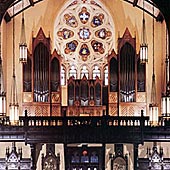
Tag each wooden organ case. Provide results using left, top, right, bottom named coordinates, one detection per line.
left=22, top=28, right=61, bottom=116
left=67, top=75, right=106, bottom=116
left=108, top=28, right=146, bottom=116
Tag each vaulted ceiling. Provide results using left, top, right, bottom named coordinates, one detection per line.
left=0, top=0, right=170, bottom=24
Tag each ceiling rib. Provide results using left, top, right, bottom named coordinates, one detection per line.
left=2, top=0, right=164, bottom=23
left=133, top=0, right=138, bottom=6
left=4, top=0, right=43, bottom=22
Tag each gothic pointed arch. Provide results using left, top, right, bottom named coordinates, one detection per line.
left=22, top=28, right=61, bottom=116
left=108, top=28, right=146, bottom=116
left=51, top=50, right=61, bottom=92
left=118, top=28, right=136, bottom=103
left=54, top=0, right=115, bottom=80
left=119, top=42, right=136, bottom=102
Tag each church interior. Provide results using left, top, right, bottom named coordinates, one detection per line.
left=0, top=0, right=170, bottom=169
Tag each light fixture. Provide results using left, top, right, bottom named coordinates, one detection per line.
left=140, top=0, right=148, bottom=63
left=19, top=0, right=27, bottom=63
left=149, top=4, right=158, bottom=126
left=9, top=5, right=19, bottom=125
left=161, top=28, right=170, bottom=118
left=0, top=26, right=6, bottom=116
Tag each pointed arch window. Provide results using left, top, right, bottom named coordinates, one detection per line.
left=81, top=66, right=89, bottom=79
left=69, top=65, right=77, bottom=79
left=104, top=65, right=108, bottom=86
left=61, top=65, right=66, bottom=86
left=92, top=65, right=100, bottom=79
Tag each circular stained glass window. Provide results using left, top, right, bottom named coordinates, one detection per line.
left=55, top=0, right=114, bottom=68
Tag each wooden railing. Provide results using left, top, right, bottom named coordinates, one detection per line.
left=0, top=110, right=169, bottom=143
left=0, top=110, right=167, bottom=127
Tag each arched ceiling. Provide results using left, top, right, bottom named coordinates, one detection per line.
left=0, top=0, right=170, bottom=24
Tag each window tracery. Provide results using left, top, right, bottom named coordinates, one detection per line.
left=79, top=7, right=90, bottom=24
left=92, top=66, right=100, bottom=79
left=104, top=66, right=108, bottom=86
left=55, top=0, right=114, bottom=74
left=61, top=65, right=66, bottom=86
left=69, top=65, right=77, bottom=79
left=81, top=66, right=89, bottom=79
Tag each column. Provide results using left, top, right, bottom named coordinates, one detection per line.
left=133, top=143, right=139, bottom=170
left=30, top=144, right=37, bottom=170
left=102, top=143, right=105, bottom=170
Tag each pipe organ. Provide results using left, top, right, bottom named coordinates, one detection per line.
left=67, top=76, right=106, bottom=116
left=22, top=27, right=146, bottom=117
left=109, top=28, right=146, bottom=116
left=22, top=28, right=61, bottom=116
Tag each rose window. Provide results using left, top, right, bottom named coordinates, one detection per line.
left=79, top=27, right=91, bottom=40
left=55, top=0, right=114, bottom=66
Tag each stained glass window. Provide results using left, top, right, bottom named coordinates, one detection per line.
left=81, top=66, right=89, bottom=79
left=104, top=66, right=108, bottom=85
left=90, top=152, right=99, bottom=163
left=71, top=152, right=80, bottom=163
left=69, top=66, right=77, bottom=79
left=61, top=65, right=66, bottom=86
left=92, top=66, right=100, bottom=79
left=55, top=0, right=114, bottom=79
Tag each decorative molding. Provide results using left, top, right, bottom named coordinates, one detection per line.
left=109, top=93, right=117, bottom=103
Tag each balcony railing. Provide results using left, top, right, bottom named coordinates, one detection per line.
left=0, top=110, right=167, bottom=127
